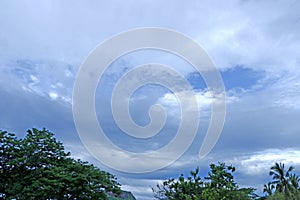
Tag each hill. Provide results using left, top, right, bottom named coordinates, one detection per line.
left=107, top=191, right=136, bottom=200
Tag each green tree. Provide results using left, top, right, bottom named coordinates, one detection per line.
left=0, top=128, right=121, bottom=200
left=263, top=182, right=275, bottom=196
left=263, top=162, right=300, bottom=200
left=269, top=162, right=294, bottom=194
left=265, top=192, right=286, bottom=200
left=153, top=162, right=256, bottom=200
left=205, top=163, right=236, bottom=190
left=289, top=174, right=300, bottom=191
left=203, top=163, right=255, bottom=200
left=153, top=167, right=204, bottom=200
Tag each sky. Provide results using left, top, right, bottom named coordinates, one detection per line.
left=0, top=0, right=300, bottom=199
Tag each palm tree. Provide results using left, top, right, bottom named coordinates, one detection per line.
left=263, top=182, right=275, bottom=196
left=269, top=162, right=294, bottom=194
left=289, top=173, right=300, bottom=189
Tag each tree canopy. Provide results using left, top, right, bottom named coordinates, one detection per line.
left=153, top=162, right=300, bottom=200
left=153, top=162, right=256, bottom=200
left=0, top=128, right=121, bottom=200
left=1, top=128, right=300, bottom=200
left=262, top=162, right=300, bottom=200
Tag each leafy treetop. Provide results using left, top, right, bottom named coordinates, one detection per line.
left=0, top=128, right=121, bottom=200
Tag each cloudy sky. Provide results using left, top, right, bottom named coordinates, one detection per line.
left=1, top=0, right=300, bottom=199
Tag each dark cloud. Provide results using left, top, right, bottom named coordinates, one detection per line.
left=0, top=85, right=76, bottom=142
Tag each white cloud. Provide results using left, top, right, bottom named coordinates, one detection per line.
left=196, top=0, right=300, bottom=74
left=158, top=89, right=237, bottom=117
left=1, top=0, right=298, bottom=75
left=269, top=73, right=300, bottom=109
left=0, top=60, right=75, bottom=105
left=49, top=91, right=58, bottom=100
left=232, top=148, right=300, bottom=176
left=30, top=74, right=39, bottom=83
left=119, top=178, right=162, bottom=200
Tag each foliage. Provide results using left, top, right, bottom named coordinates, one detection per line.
left=153, top=162, right=256, bottom=200
left=265, top=192, right=286, bottom=200
left=0, top=128, right=121, bottom=200
left=269, top=162, right=294, bottom=194
left=263, top=182, right=275, bottom=196
left=3, top=128, right=300, bottom=200
left=153, top=167, right=204, bottom=200
left=262, top=162, right=300, bottom=200
left=153, top=161, right=300, bottom=200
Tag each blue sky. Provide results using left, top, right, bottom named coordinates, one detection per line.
left=1, top=0, right=300, bottom=199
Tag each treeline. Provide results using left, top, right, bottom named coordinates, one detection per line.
left=153, top=162, right=300, bottom=200
left=1, top=128, right=299, bottom=200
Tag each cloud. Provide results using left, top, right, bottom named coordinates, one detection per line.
left=268, top=73, right=300, bottom=109
left=118, top=178, right=164, bottom=200
left=223, top=148, right=300, bottom=194
left=0, top=83, right=76, bottom=143
left=195, top=0, right=300, bottom=74
left=0, top=59, right=75, bottom=104
left=1, top=0, right=300, bottom=199
left=235, top=148, right=300, bottom=176
left=1, top=0, right=298, bottom=74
